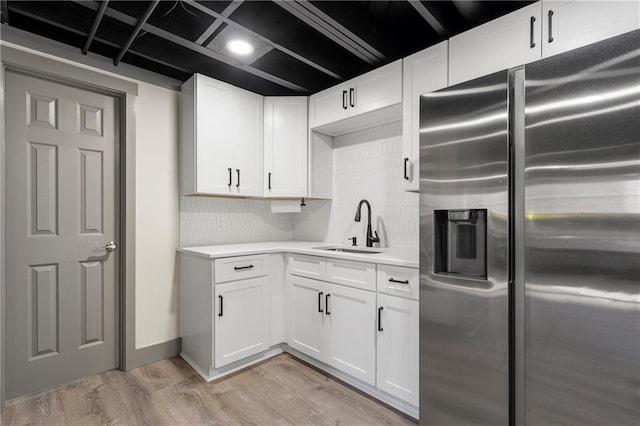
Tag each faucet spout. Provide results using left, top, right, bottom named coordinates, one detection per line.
left=354, top=199, right=380, bottom=247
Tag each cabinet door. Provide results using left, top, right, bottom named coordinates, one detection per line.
left=376, top=294, right=419, bottom=406
left=542, top=0, right=640, bottom=58
left=402, top=42, right=448, bottom=192
left=264, top=97, right=308, bottom=197
left=449, top=2, right=542, bottom=85
left=350, top=60, right=402, bottom=118
left=195, top=75, right=233, bottom=194
left=214, top=277, right=268, bottom=368
left=231, top=87, right=264, bottom=197
left=289, top=276, right=326, bottom=360
left=309, top=83, right=350, bottom=128
left=325, top=283, right=376, bottom=385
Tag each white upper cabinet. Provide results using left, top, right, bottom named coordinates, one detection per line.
left=542, top=0, right=640, bottom=58
left=308, top=82, right=350, bottom=129
left=350, top=60, right=402, bottom=117
left=309, top=60, right=402, bottom=135
left=402, top=41, right=448, bottom=192
left=181, top=74, right=263, bottom=197
left=264, top=97, right=308, bottom=198
left=449, top=2, right=542, bottom=85
left=231, top=87, right=264, bottom=197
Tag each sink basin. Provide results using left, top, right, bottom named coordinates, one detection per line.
left=314, top=247, right=382, bottom=254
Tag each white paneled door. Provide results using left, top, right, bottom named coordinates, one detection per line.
left=5, top=71, right=119, bottom=399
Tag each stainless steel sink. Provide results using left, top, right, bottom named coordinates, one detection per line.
left=315, top=247, right=382, bottom=254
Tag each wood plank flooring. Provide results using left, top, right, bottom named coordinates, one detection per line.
left=1, top=353, right=416, bottom=425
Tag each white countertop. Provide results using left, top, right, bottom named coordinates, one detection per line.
left=177, top=241, right=418, bottom=268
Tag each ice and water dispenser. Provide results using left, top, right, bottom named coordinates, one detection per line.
left=434, top=209, right=487, bottom=279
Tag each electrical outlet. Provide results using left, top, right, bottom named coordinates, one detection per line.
left=216, top=217, right=224, bottom=231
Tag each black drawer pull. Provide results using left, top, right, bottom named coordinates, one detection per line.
left=325, top=293, right=331, bottom=315
left=318, top=291, right=324, bottom=313
left=349, top=87, right=355, bottom=107
left=228, top=168, right=232, bottom=187
left=530, top=16, right=536, bottom=48
left=218, top=295, right=223, bottom=317
left=342, top=90, right=348, bottom=110
left=404, top=157, right=409, bottom=180
left=548, top=10, right=554, bottom=43
left=236, top=169, right=240, bottom=188
left=268, top=172, right=271, bottom=190
left=234, top=264, right=254, bottom=271
left=389, top=278, right=410, bottom=284
left=378, top=306, right=384, bottom=331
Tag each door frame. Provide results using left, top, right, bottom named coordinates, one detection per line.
left=0, top=45, right=138, bottom=408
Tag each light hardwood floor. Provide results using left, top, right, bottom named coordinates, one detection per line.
left=1, top=353, right=416, bottom=425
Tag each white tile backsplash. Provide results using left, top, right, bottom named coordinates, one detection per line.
left=180, top=196, right=293, bottom=246
left=293, top=121, right=419, bottom=250
left=179, top=121, right=418, bottom=251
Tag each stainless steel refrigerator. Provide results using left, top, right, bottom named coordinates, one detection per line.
left=419, top=30, right=639, bottom=425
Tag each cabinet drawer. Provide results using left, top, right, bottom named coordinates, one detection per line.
left=326, top=259, right=376, bottom=291
left=215, top=254, right=268, bottom=284
left=377, top=265, right=419, bottom=300
left=288, top=254, right=326, bottom=280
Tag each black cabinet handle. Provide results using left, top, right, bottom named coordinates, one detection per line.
left=349, top=88, right=355, bottom=107
left=234, top=264, right=254, bottom=271
left=218, top=295, right=223, bottom=317
left=342, top=90, right=347, bottom=110
left=389, top=278, right=410, bottom=284
left=530, top=16, right=536, bottom=48
left=228, top=168, right=232, bottom=187
left=268, top=172, right=271, bottom=190
left=318, top=291, right=324, bottom=313
left=378, top=306, right=384, bottom=331
left=404, top=157, right=409, bottom=180
left=548, top=10, right=554, bottom=43
left=236, top=169, right=240, bottom=188
left=325, top=293, right=331, bottom=315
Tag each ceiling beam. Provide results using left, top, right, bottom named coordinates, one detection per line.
left=73, top=1, right=308, bottom=92
left=194, top=0, right=243, bottom=45
left=82, top=0, right=109, bottom=55
left=185, top=0, right=341, bottom=80
left=1, top=0, right=8, bottom=25
left=275, top=0, right=385, bottom=65
left=6, top=3, right=192, bottom=75
left=114, top=0, right=159, bottom=66
left=407, top=0, right=447, bottom=36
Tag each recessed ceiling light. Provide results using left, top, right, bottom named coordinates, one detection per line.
left=226, top=39, right=254, bottom=56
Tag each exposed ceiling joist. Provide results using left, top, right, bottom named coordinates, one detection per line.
left=82, top=0, right=109, bottom=55
left=185, top=0, right=341, bottom=80
left=275, top=0, right=385, bottom=65
left=408, top=0, right=447, bottom=36
left=72, top=1, right=308, bottom=92
left=1, top=0, right=8, bottom=25
left=194, top=0, right=243, bottom=45
left=6, top=3, right=192, bottom=75
left=114, top=0, right=159, bottom=66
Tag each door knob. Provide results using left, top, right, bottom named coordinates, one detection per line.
left=104, top=241, right=118, bottom=252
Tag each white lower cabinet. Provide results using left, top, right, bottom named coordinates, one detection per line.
left=376, top=294, right=419, bottom=406
left=288, top=275, right=377, bottom=386
left=325, top=283, right=376, bottom=385
left=289, top=275, right=326, bottom=359
left=214, top=277, right=269, bottom=368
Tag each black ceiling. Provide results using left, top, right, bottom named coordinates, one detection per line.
left=2, top=1, right=533, bottom=95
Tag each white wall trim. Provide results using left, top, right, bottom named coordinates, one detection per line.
left=1, top=25, right=182, bottom=91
